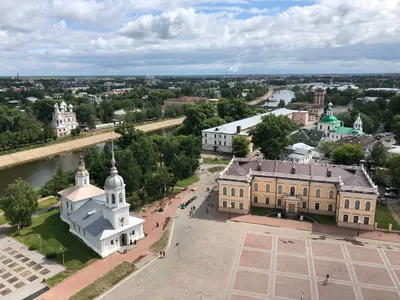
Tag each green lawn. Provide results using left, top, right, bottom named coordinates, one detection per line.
left=376, top=205, right=400, bottom=230
left=177, top=175, right=200, bottom=188
left=38, top=198, right=60, bottom=210
left=0, top=215, right=6, bottom=226
left=249, top=206, right=270, bottom=216
left=202, top=157, right=231, bottom=164
left=13, top=210, right=99, bottom=285
left=70, top=262, right=136, bottom=300
left=307, top=214, right=336, bottom=225
left=208, top=166, right=225, bottom=173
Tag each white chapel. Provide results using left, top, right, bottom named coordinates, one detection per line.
left=51, top=101, right=79, bottom=137
left=59, top=147, right=145, bottom=258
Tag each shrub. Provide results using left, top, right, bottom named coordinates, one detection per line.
left=28, top=245, right=37, bottom=251
left=46, top=251, right=57, bottom=259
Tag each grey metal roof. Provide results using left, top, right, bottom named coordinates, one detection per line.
left=85, top=216, right=114, bottom=238
left=202, top=108, right=296, bottom=135
left=69, top=200, right=105, bottom=231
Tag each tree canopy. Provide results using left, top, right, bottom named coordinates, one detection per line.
left=331, top=144, right=365, bottom=165
left=369, top=141, right=388, bottom=166
left=0, top=178, right=38, bottom=227
left=250, top=114, right=297, bottom=159
left=232, top=136, right=250, bottom=157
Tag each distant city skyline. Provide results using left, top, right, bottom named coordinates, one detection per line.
left=1, top=0, right=399, bottom=76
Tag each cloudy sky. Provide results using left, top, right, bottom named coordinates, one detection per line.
left=1, top=0, right=400, bottom=76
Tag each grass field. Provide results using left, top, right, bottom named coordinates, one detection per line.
left=376, top=205, right=400, bottom=230
left=70, top=262, right=136, bottom=300
left=13, top=210, right=99, bottom=286
left=307, top=213, right=336, bottom=225
left=177, top=175, right=199, bottom=188
left=0, top=215, right=5, bottom=226
left=38, top=198, right=60, bottom=210
left=202, top=157, right=230, bottom=164
left=249, top=206, right=270, bottom=216
left=208, top=166, right=225, bottom=173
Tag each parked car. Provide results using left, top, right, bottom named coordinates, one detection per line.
left=380, top=198, right=387, bottom=206
left=385, top=192, right=397, bottom=198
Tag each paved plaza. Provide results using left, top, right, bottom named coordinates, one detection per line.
left=0, top=235, right=64, bottom=300
left=227, top=232, right=400, bottom=300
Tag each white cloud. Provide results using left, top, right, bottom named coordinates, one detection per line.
left=0, top=0, right=399, bottom=75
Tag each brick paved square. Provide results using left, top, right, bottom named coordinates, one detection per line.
left=353, top=264, right=394, bottom=287
left=384, top=250, right=400, bottom=267
left=313, top=259, right=350, bottom=281
left=14, top=281, right=25, bottom=289
left=311, top=241, right=344, bottom=259
left=27, top=275, right=38, bottom=282
left=346, top=246, right=383, bottom=264
left=239, top=250, right=270, bottom=270
left=277, top=238, right=307, bottom=254
left=317, top=282, right=356, bottom=300
left=361, top=287, right=400, bottom=300
left=230, top=294, right=261, bottom=300
left=234, top=270, right=269, bottom=295
left=21, top=270, right=31, bottom=277
left=275, top=275, right=311, bottom=300
left=243, top=234, right=272, bottom=250
left=276, top=254, right=309, bottom=275
left=40, top=269, right=50, bottom=275
left=0, top=288, right=11, bottom=296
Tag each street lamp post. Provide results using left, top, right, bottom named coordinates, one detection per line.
left=60, top=246, right=64, bottom=265
left=357, top=220, right=362, bottom=236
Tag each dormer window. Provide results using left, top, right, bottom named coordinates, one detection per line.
left=112, top=194, right=116, bottom=204
left=106, top=194, right=109, bottom=203
left=119, top=193, right=123, bottom=203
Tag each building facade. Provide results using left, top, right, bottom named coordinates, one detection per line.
left=59, top=151, right=145, bottom=258
left=217, top=158, right=378, bottom=230
left=202, top=108, right=306, bottom=153
left=51, top=101, right=79, bottom=137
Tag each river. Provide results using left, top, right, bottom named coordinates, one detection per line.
left=0, top=127, right=175, bottom=196
left=262, top=89, right=295, bottom=108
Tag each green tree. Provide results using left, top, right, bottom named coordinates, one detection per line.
left=115, top=150, right=142, bottom=195
left=40, top=167, right=74, bottom=197
left=331, top=144, right=365, bottom=165
left=232, top=136, right=250, bottom=157
left=369, top=141, right=388, bottom=166
left=278, top=99, right=285, bottom=108
left=33, top=99, right=55, bottom=124
left=250, top=114, right=297, bottom=159
left=76, top=104, right=96, bottom=125
left=70, top=126, right=81, bottom=136
left=217, top=98, right=254, bottom=121
left=318, top=141, right=338, bottom=158
left=0, top=178, right=38, bottom=227
left=392, top=114, right=400, bottom=144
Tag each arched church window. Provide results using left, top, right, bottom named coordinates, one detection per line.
left=106, top=194, right=109, bottom=203
left=112, top=194, right=116, bottom=204
left=119, top=193, right=123, bottom=203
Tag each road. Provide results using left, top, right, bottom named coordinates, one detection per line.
left=247, top=89, right=274, bottom=106
left=0, top=117, right=184, bottom=170
left=99, top=167, right=400, bottom=300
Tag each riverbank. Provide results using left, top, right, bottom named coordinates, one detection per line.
left=247, top=89, right=274, bottom=106
left=0, top=117, right=184, bottom=170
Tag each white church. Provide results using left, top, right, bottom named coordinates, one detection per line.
left=59, top=148, right=145, bottom=258
left=51, top=101, right=79, bottom=137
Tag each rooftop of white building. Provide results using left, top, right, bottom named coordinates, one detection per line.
left=202, top=108, right=296, bottom=135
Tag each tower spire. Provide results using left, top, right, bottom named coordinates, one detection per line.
left=111, top=132, right=116, bottom=167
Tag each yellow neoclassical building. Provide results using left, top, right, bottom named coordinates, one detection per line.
left=217, top=158, right=379, bottom=230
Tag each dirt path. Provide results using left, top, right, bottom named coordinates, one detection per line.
left=0, top=117, right=184, bottom=170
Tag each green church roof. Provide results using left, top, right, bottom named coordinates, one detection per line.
left=319, top=115, right=338, bottom=123
left=331, top=126, right=361, bottom=135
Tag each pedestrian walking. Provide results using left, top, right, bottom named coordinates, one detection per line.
left=162, top=251, right=165, bottom=257
left=156, top=221, right=159, bottom=227
left=206, top=208, right=209, bottom=214
left=160, top=251, right=163, bottom=258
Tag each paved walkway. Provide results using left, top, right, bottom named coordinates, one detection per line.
left=210, top=207, right=400, bottom=244
left=37, top=187, right=190, bottom=300
left=0, top=117, right=184, bottom=170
